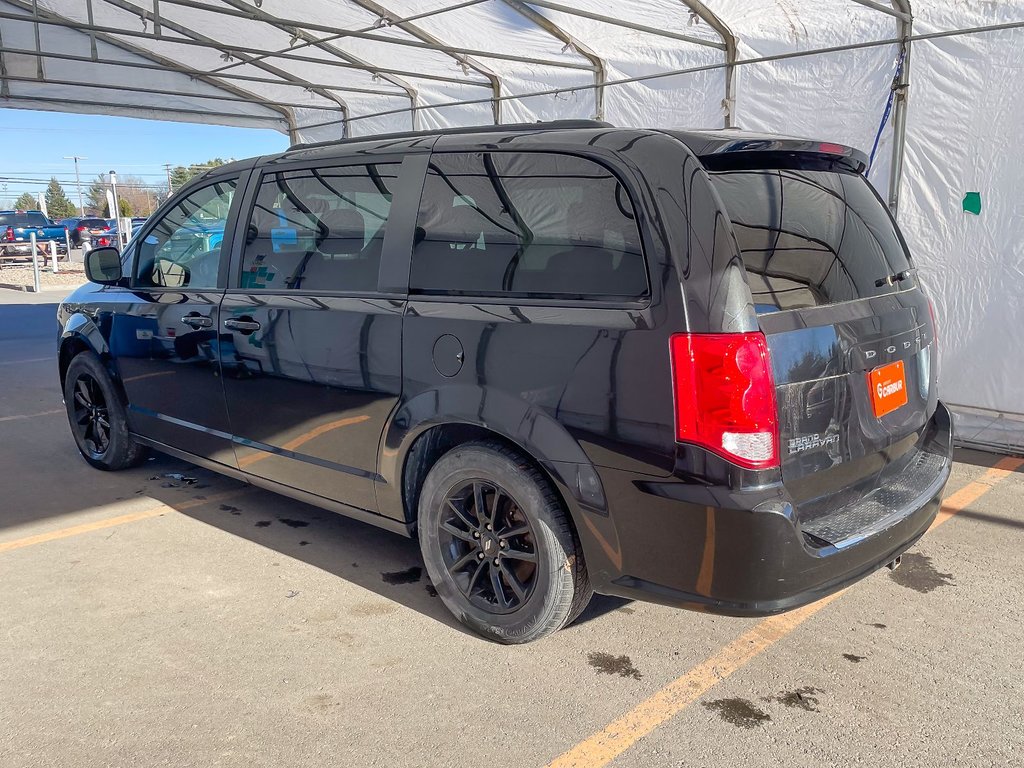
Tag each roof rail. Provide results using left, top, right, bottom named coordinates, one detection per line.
left=287, top=119, right=613, bottom=151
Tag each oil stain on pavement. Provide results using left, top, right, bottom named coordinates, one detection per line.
left=764, top=686, right=824, bottom=712
left=278, top=518, right=309, bottom=528
left=381, top=566, right=422, bottom=585
left=889, top=552, right=955, bottom=593
left=587, top=652, right=642, bottom=680
left=702, top=698, right=771, bottom=728
left=842, top=653, right=868, bottom=663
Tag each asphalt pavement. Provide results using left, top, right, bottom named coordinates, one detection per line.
left=1, top=289, right=1021, bottom=768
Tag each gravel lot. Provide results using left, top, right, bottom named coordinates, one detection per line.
left=0, top=251, right=86, bottom=290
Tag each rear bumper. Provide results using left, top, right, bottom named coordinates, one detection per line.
left=576, top=401, right=954, bottom=616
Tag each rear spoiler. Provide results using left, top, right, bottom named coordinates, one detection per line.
left=662, top=130, right=868, bottom=175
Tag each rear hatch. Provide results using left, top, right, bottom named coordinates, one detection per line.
left=702, top=147, right=942, bottom=547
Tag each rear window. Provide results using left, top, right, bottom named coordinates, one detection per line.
left=80, top=218, right=108, bottom=228
left=707, top=166, right=912, bottom=314
left=409, top=152, right=647, bottom=300
left=0, top=212, right=48, bottom=228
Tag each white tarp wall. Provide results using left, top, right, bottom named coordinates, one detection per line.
left=1, top=1, right=1021, bottom=450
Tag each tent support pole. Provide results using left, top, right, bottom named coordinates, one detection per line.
left=97, top=0, right=351, bottom=135
left=216, top=0, right=419, bottom=132
left=888, top=1, right=913, bottom=215
left=501, top=0, right=606, bottom=121
left=0, top=26, right=8, bottom=97
left=85, top=0, right=97, bottom=59
left=346, top=0, right=504, bottom=125
left=2, top=0, right=297, bottom=133
left=680, top=1, right=737, bottom=127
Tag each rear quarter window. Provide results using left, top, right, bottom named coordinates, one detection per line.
left=707, top=167, right=912, bottom=314
left=409, top=152, right=648, bottom=300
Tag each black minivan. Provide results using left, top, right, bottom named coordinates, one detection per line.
left=57, top=121, right=952, bottom=643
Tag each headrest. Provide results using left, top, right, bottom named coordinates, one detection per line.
left=320, top=207, right=365, bottom=241
left=436, top=204, right=485, bottom=246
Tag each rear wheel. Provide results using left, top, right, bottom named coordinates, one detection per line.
left=64, top=352, right=147, bottom=470
left=418, top=441, right=591, bottom=643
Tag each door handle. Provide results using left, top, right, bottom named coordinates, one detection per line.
left=224, top=317, right=262, bottom=334
left=181, top=313, right=213, bottom=329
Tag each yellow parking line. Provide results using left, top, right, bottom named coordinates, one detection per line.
left=0, top=488, right=249, bottom=555
left=546, top=455, right=1024, bottom=768
left=0, top=409, right=63, bottom=423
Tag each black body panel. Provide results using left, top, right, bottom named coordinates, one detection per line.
left=56, top=124, right=953, bottom=620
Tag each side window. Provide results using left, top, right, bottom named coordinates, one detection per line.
left=135, top=178, right=237, bottom=290
left=409, top=152, right=647, bottom=299
left=239, top=163, right=398, bottom=293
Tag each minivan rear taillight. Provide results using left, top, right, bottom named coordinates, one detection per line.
left=670, top=332, right=780, bottom=469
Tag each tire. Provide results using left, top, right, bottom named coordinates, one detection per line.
left=63, top=351, right=148, bottom=470
left=418, top=441, right=592, bottom=644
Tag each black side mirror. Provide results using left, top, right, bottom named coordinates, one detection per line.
left=84, top=247, right=123, bottom=285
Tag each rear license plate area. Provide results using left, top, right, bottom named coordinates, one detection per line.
left=868, top=360, right=908, bottom=418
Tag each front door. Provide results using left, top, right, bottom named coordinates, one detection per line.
left=219, top=160, right=406, bottom=511
left=113, top=175, right=242, bottom=465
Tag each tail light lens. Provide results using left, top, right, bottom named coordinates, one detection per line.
left=77, top=225, right=87, bottom=231
left=670, top=332, right=779, bottom=469
left=2, top=226, right=13, bottom=242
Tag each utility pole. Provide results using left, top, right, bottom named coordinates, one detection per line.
left=164, top=163, right=174, bottom=196
left=64, top=155, right=87, bottom=214
left=109, top=170, right=124, bottom=248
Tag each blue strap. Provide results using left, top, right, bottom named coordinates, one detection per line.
left=867, top=47, right=906, bottom=176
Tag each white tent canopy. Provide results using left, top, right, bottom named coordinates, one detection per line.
left=2, top=1, right=1021, bottom=449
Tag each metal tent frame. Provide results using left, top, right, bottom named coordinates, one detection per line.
left=0, top=0, right=924, bottom=208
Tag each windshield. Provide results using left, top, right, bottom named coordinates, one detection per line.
left=708, top=167, right=913, bottom=314
left=0, top=212, right=49, bottom=228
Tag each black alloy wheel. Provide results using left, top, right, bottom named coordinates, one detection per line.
left=438, top=479, right=538, bottom=614
left=63, top=351, right=147, bottom=471
left=418, top=441, right=592, bottom=643
left=70, top=372, right=111, bottom=458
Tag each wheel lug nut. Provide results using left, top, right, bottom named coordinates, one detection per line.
left=472, top=531, right=480, bottom=538
left=493, top=558, right=500, bottom=566
left=478, top=553, right=484, bottom=560
left=499, top=540, right=507, bottom=548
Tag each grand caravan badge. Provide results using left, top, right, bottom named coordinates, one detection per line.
left=788, top=433, right=839, bottom=455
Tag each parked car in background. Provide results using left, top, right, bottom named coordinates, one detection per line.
left=0, top=211, right=69, bottom=260
left=60, top=217, right=112, bottom=248
left=56, top=121, right=952, bottom=644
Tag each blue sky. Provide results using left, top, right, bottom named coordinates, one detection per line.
left=0, top=109, right=289, bottom=206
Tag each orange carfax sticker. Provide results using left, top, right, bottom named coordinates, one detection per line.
left=868, top=360, right=908, bottom=418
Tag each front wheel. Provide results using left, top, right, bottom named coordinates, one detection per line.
left=63, top=352, right=148, bottom=470
left=418, top=441, right=591, bottom=644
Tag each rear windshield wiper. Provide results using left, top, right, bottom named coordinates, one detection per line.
left=875, top=268, right=915, bottom=288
